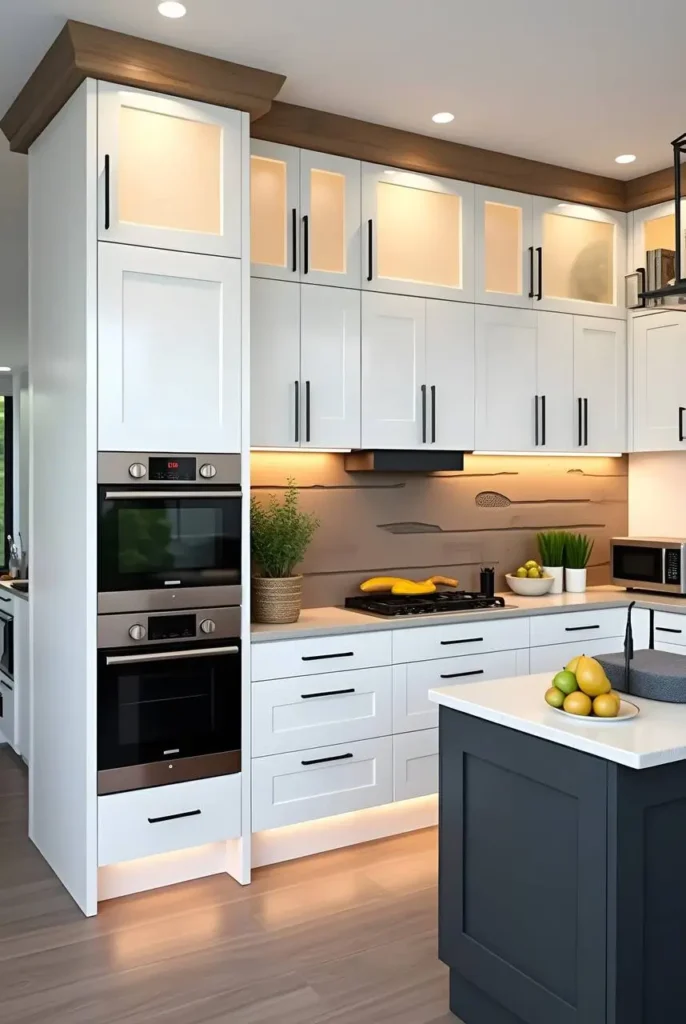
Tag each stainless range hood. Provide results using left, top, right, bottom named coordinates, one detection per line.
left=344, top=450, right=465, bottom=472
left=640, top=132, right=686, bottom=302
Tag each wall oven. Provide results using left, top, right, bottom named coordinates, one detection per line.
left=97, top=606, right=241, bottom=795
left=611, top=537, right=686, bottom=594
left=0, top=597, right=13, bottom=680
left=98, top=452, right=241, bottom=613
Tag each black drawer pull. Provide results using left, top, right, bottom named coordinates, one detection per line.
left=564, top=624, right=600, bottom=632
left=301, top=688, right=356, bottom=699
left=439, top=669, right=484, bottom=680
left=440, top=637, right=484, bottom=646
left=301, top=651, right=354, bottom=662
left=147, top=809, right=201, bottom=825
left=656, top=626, right=683, bottom=634
left=301, top=752, right=353, bottom=766
left=0, top=678, right=12, bottom=691
left=0, top=596, right=11, bottom=603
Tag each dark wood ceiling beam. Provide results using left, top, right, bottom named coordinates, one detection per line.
left=624, top=165, right=686, bottom=211
left=0, top=20, right=286, bottom=154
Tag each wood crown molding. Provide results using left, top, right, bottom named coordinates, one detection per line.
left=624, top=165, right=685, bottom=212
left=0, top=20, right=286, bottom=154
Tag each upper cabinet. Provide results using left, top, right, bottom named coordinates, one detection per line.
left=250, top=141, right=361, bottom=288
left=632, top=310, right=686, bottom=452
left=475, top=187, right=534, bottom=308
left=573, top=317, right=626, bottom=453
left=532, top=199, right=626, bottom=319
left=362, top=165, right=474, bottom=302
left=98, top=84, right=243, bottom=257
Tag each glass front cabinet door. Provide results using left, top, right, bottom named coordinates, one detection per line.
left=475, top=187, right=534, bottom=308
left=629, top=200, right=686, bottom=307
left=362, top=165, right=474, bottom=302
left=98, top=83, right=243, bottom=257
left=532, top=199, right=626, bottom=318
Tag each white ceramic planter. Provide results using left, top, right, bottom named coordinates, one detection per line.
left=565, top=567, right=587, bottom=593
left=543, top=565, right=564, bottom=595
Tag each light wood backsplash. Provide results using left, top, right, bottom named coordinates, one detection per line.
left=251, top=453, right=628, bottom=608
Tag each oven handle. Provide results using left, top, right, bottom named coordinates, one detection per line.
left=104, top=491, right=241, bottom=500
left=105, top=645, right=240, bottom=666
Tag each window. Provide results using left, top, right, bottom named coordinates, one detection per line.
left=0, top=397, right=13, bottom=571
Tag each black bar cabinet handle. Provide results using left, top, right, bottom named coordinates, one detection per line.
left=637, top=267, right=647, bottom=309
left=541, top=394, right=546, bottom=446
left=0, top=595, right=11, bottom=603
left=440, top=637, right=484, bottom=646
left=291, top=208, right=297, bottom=272
left=564, top=624, right=600, bottom=632
left=367, top=219, right=373, bottom=281
left=294, top=380, right=300, bottom=443
left=439, top=669, right=485, bottom=680
left=302, top=215, right=309, bottom=275
left=528, top=246, right=535, bottom=298
left=104, top=154, right=111, bottom=230
left=578, top=397, right=583, bottom=447
left=679, top=407, right=685, bottom=443
left=148, top=809, right=201, bottom=825
left=584, top=397, right=589, bottom=446
left=421, top=384, right=427, bottom=443
left=656, top=626, right=683, bottom=634
left=301, top=752, right=353, bottom=767
left=431, top=385, right=436, bottom=443
left=301, top=651, right=354, bottom=662
left=536, top=246, right=543, bottom=300
left=301, top=688, right=356, bottom=699
left=534, top=395, right=539, bottom=446
left=305, top=380, right=311, bottom=443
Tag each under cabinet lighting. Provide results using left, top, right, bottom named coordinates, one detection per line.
left=251, top=447, right=352, bottom=454
left=474, top=451, right=623, bottom=458
left=615, top=154, right=636, bottom=164
left=432, top=112, right=455, bottom=124
left=158, top=1, right=187, bottom=17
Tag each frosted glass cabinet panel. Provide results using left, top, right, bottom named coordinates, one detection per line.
left=533, top=199, right=626, bottom=318
left=250, top=142, right=300, bottom=280
left=98, top=83, right=243, bottom=257
left=362, top=165, right=474, bottom=301
left=475, top=187, right=534, bottom=307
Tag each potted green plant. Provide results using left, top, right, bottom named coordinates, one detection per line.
left=564, top=533, right=594, bottom=593
left=250, top=480, right=320, bottom=623
left=537, top=531, right=566, bottom=595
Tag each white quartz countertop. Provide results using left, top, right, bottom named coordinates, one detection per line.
left=250, top=587, right=686, bottom=643
left=429, top=672, right=686, bottom=770
left=0, top=579, right=28, bottom=602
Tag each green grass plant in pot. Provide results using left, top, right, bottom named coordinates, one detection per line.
left=537, top=531, right=566, bottom=595
left=250, top=481, right=320, bottom=623
left=564, top=533, right=594, bottom=594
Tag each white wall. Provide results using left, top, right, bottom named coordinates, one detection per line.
left=0, top=138, right=28, bottom=369
left=628, top=452, right=686, bottom=537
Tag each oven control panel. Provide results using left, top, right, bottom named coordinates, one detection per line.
left=98, top=451, right=241, bottom=488
left=98, top=607, right=241, bottom=649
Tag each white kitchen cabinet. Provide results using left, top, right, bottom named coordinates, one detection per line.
left=630, top=200, right=686, bottom=277
left=0, top=673, right=14, bottom=751
left=362, top=164, right=474, bottom=302
left=393, top=729, right=439, bottom=802
left=251, top=629, right=392, bottom=681
left=574, top=316, right=626, bottom=453
left=475, top=187, right=534, bottom=308
left=98, top=83, right=243, bottom=257
left=474, top=305, right=573, bottom=452
left=251, top=279, right=361, bottom=449
left=529, top=637, right=624, bottom=674
left=98, top=243, right=242, bottom=453
left=533, top=198, right=626, bottom=319
left=361, top=293, right=474, bottom=449
left=251, top=142, right=361, bottom=287
left=14, top=598, right=29, bottom=764
left=632, top=310, right=686, bottom=451
left=392, top=614, right=529, bottom=663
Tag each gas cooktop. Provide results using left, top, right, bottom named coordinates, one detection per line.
left=344, top=591, right=507, bottom=618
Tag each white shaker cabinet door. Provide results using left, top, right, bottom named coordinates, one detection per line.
left=425, top=300, right=475, bottom=450
left=98, top=243, right=241, bottom=453
left=474, top=305, right=538, bottom=452
left=361, top=292, right=427, bottom=448
left=300, top=285, right=361, bottom=449
left=250, top=141, right=301, bottom=282
left=251, top=278, right=301, bottom=448
left=474, top=186, right=534, bottom=309
left=98, top=83, right=243, bottom=257
left=632, top=311, right=686, bottom=452
left=574, top=316, right=626, bottom=453
left=536, top=311, right=574, bottom=452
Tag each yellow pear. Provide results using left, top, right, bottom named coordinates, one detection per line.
left=565, top=654, right=582, bottom=674
left=563, top=691, right=592, bottom=716
left=575, top=656, right=611, bottom=697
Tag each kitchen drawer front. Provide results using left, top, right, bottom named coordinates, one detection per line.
left=655, top=641, right=686, bottom=656
left=530, top=609, right=628, bottom=648
left=251, top=736, right=393, bottom=831
left=529, top=637, right=623, bottom=674
left=653, top=611, right=686, bottom=647
left=252, top=666, right=393, bottom=757
left=98, top=774, right=242, bottom=866
left=393, top=649, right=527, bottom=733
left=0, top=674, right=15, bottom=749
left=393, top=729, right=439, bottom=802
left=392, top=617, right=529, bottom=664
left=251, top=631, right=392, bottom=681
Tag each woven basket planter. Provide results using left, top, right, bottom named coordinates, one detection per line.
left=251, top=575, right=303, bottom=624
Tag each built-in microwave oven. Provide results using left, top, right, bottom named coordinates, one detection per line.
left=611, top=537, right=686, bottom=594
left=98, top=452, right=242, bottom=613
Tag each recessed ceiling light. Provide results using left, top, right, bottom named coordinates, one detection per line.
left=615, top=154, right=636, bottom=164
left=158, top=1, right=186, bottom=17
left=432, top=112, right=454, bottom=124
left=0, top=367, right=11, bottom=373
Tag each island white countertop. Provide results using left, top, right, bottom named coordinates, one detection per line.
left=429, top=672, right=686, bottom=770
left=251, top=587, right=686, bottom=643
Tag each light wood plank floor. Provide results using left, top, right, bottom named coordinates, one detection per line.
left=0, top=747, right=458, bottom=1023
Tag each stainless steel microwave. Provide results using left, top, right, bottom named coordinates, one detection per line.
left=611, top=537, right=686, bottom=594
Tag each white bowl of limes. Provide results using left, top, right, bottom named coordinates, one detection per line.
left=505, top=561, right=554, bottom=596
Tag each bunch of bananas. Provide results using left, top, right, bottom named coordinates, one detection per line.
left=360, top=575, right=458, bottom=596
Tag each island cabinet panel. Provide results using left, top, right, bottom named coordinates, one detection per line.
left=439, top=707, right=608, bottom=1024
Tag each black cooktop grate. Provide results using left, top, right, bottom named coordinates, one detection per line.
left=344, top=591, right=506, bottom=618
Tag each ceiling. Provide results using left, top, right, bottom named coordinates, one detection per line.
left=0, top=0, right=685, bottom=365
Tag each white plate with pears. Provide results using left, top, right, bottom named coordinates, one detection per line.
left=544, top=655, right=640, bottom=723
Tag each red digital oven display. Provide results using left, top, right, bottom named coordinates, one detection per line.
left=149, top=457, right=196, bottom=481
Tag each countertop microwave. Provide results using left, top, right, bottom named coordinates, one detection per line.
left=611, top=537, right=686, bottom=594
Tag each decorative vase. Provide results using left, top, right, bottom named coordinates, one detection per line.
left=543, top=565, right=564, bottom=595
left=565, top=567, right=587, bottom=594
left=252, top=575, right=303, bottom=624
